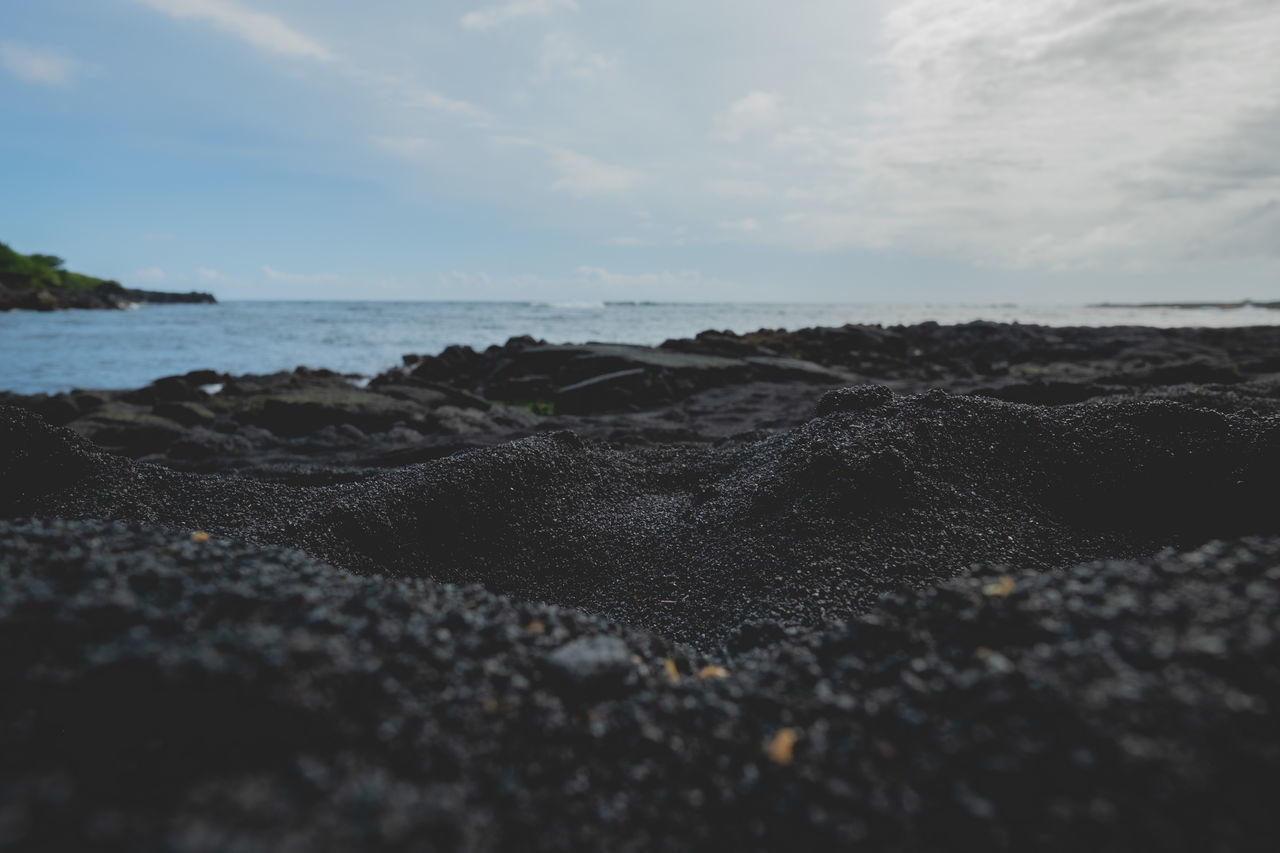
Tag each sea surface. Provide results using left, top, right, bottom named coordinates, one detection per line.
left=2, top=300, right=1277, bottom=394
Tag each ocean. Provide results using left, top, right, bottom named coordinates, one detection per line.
left=2, top=300, right=1276, bottom=395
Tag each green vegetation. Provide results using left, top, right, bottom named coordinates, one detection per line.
left=494, top=399, right=557, bottom=416
left=0, top=241, right=109, bottom=291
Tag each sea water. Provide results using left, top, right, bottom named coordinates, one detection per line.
left=1, top=300, right=1276, bottom=394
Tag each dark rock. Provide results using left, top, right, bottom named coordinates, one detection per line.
left=407, top=345, right=488, bottom=387
left=546, top=635, right=635, bottom=690
left=166, top=428, right=256, bottom=461
left=485, top=374, right=556, bottom=403
left=37, top=394, right=82, bottom=426
left=67, top=402, right=187, bottom=455
left=413, top=381, right=492, bottom=411
left=176, top=369, right=225, bottom=387
left=71, top=392, right=107, bottom=413
left=98, top=280, right=216, bottom=305
left=303, top=423, right=369, bottom=450
left=375, top=384, right=452, bottom=408
left=121, top=376, right=207, bottom=405
left=741, top=356, right=856, bottom=384
left=0, top=280, right=214, bottom=312
left=429, top=405, right=490, bottom=435
left=556, top=368, right=650, bottom=414
left=235, top=387, right=426, bottom=437
left=152, top=401, right=216, bottom=427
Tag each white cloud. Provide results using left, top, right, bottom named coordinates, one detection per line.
left=831, top=0, right=1280, bottom=266
left=135, top=0, right=333, bottom=61
left=262, top=265, right=339, bottom=283
left=91, top=0, right=1280, bottom=289
left=714, top=91, right=782, bottom=141
left=537, top=33, right=618, bottom=81
left=370, top=135, right=434, bottom=160
left=462, top=0, right=578, bottom=31
left=196, top=267, right=220, bottom=281
left=0, top=42, right=83, bottom=87
left=135, top=267, right=166, bottom=282
left=413, top=88, right=491, bottom=125
left=550, top=149, right=644, bottom=197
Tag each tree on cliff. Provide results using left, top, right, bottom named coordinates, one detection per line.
left=0, top=241, right=103, bottom=291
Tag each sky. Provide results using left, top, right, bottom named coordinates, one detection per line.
left=2, top=0, right=1278, bottom=302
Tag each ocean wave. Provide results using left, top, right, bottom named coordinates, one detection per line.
left=532, top=301, right=607, bottom=310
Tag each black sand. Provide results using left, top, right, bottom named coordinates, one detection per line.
left=3, top=321, right=1280, bottom=850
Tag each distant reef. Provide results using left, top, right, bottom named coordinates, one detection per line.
left=0, top=241, right=215, bottom=311
left=1091, top=298, right=1280, bottom=310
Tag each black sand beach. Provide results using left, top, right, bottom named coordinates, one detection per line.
left=3, top=321, right=1280, bottom=850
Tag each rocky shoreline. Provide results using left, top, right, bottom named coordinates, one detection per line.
left=3, top=320, right=1280, bottom=850
left=0, top=279, right=216, bottom=311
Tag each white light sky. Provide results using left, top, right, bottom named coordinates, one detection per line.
left=2, top=0, right=1278, bottom=301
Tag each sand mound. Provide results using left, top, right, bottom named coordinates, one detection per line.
left=8, top=389, right=1277, bottom=647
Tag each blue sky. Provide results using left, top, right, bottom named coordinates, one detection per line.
left=2, top=0, right=1278, bottom=301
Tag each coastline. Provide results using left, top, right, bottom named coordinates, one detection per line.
left=4, top=320, right=1278, bottom=469
left=4, top=319, right=1280, bottom=849
left=0, top=279, right=216, bottom=311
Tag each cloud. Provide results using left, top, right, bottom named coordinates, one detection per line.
left=537, top=33, right=618, bottom=81
left=434, top=266, right=738, bottom=300
left=0, top=42, right=84, bottom=87
left=830, top=0, right=1280, bottom=266
left=134, top=0, right=333, bottom=61
left=714, top=91, right=782, bottom=141
left=81, top=0, right=1280, bottom=287
left=262, top=265, right=339, bottom=283
left=369, top=135, right=434, bottom=160
left=573, top=266, right=734, bottom=294
left=412, top=88, right=490, bottom=125
left=718, top=218, right=762, bottom=233
left=550, top=149, right=644, bottom=197
left=461, top=0, right=578, bottom=31
left=707, top=178, right=773, bottom=200
left=488, top=135, right=539, bottom=148
left=135, top=267, right=166, bottom=282
left=1221, top=200, right=1280, bottom=259
left=196, top=267, right=220, bottom=281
